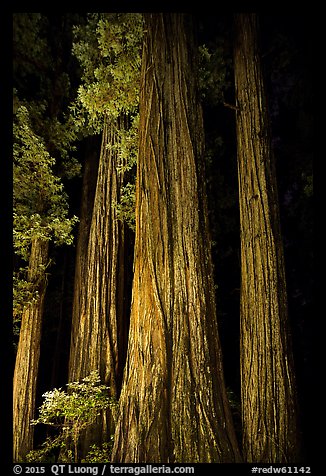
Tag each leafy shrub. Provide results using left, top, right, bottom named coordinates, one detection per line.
left=27, top=370, right=116, bottom=463
left=81, top=439, right=114, bottom=463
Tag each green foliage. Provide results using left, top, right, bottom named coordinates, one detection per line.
left=13, top=14, right=51, bottom=94
left=13, top=13, right=82, bottom=337
left=14, top=105, right=62, bottom=214
left=81, top=440, right=113, bottom=463
left=13, top=268, right=39, bottom=336
left=13, top=103, right=79, bottom=330
left=115, top=113, right=139, bottom=174
left=198, top=42, right=232, bottom=104
left=26, top=436, right=69, bottom=463
left=71, top=13, right=143, bottom=133
left=13, top=14, right=81, bottom=175
left=114, top=183, right=136, bottom=231
left=13, top=104, right=78, bottom=259
left=70, top=13, right=142, bottom=230
left=27, top=371, right=116, bottom=463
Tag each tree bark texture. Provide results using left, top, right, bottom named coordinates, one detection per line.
left=68, top=118, right=128, bottom=454
left=69, top=136, right=100, bottom=347
left=233, top=13, right=300, bottom=463
left=13, top=237, right=49, bottom=462
left=112, top=13, right=242, bottom=463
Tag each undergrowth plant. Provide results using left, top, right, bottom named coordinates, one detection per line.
left=26, top=370, right=116, bottom=463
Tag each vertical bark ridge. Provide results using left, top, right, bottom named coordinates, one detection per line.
left=112, top=13, right=241, bottom=463
left=13, top=237, right=49, bottom=462
left=234, top=13, right=300, bottom=463
left=68, top=116, right=127, bottom=455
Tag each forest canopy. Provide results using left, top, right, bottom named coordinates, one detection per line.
left=12, top=12, right=313, bottom=468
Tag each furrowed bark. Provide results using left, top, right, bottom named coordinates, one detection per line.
left=112, top=13, right=242, bottom=463
left=13, top=237, right=49, bottom=462
left=68, top=117, right=128, bottom=456
left=69, top=135, right=100, bottom=366
left=233, top=13, right=300, bottom=463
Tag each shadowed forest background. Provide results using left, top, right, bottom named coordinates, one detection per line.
left=12, top=12, right=313, bottom=465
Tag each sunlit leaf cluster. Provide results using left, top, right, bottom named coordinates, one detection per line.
left=115, top=114, right=139, bottom=174
left=28, top=371, right=115, bottom=463
left=70, top=13, right=143, bottom=229
left=32, top=370, right=112, bottom=427
left=13, top=105, right=78, bottom=262
left=114, top=183, right=136, bottom=231
left=71, top=13, right=143, bottom=131
left=81, top=441, right=113, bottom=463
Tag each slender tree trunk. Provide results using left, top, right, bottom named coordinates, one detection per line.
left=68, top=136, right=100, bottom=384
left=68, top=117, right=128, bottom=456
left=13, top=237, right=49, bottom=462
left=50, top=249, right=67, bottom=389
left=233, top=13, right=300, bottom=463
left=112, top=13, right=242, bottom=463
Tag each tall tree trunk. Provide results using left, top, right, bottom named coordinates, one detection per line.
left=50, top=248, right=67, bottom=389
left=68, top=117, right=128, bottom=457
left=68, top=136, right=100, bottom=384
left=13, top=237, right=49, bottom=462
left=233, top=13, right=300, bottom=463
left=112, top=13, right=242, bottom=464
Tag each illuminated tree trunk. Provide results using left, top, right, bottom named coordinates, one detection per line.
left=112, top=13, right=242, bottom=463
left=68, top=117, right=128, bottom=456
left=69, top=136, right=100, bottom=352
left=233, top=13, right=300, bottom=463
left=13, top=237, right=49, bottom=462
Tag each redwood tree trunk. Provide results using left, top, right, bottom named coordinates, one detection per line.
left=233, top=13, right=300, bottom=463
left=112, top=13, right=242, bottom=463
left=68, top=117, right=128, bottom=456
left=69, top=135, right=100, bottom=355
left=13, top=237, right=49, bottom=462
